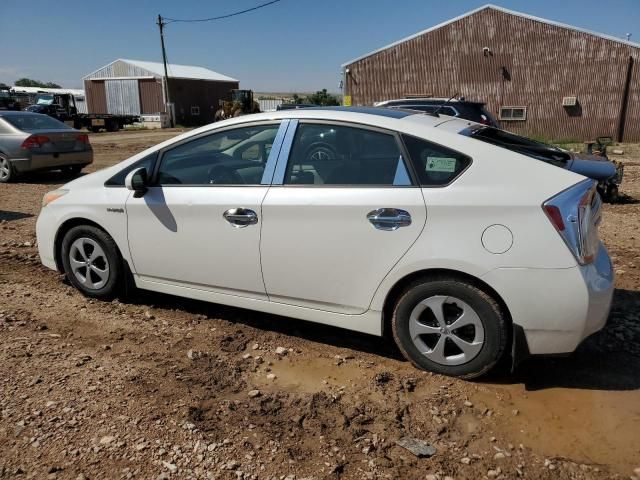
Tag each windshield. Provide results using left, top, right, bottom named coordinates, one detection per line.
left=462, top=125, right=569, bottom=165
left=2, top=113, right=71, bottom=131
left=36, top=94, right=55, bottom=105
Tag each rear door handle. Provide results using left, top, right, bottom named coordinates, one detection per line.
left=367, top=208, right=412, bottom=231
left=223, top=208, right=258, bottom=227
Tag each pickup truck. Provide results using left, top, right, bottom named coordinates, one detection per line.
left=25, top=93, right=138, bottom=132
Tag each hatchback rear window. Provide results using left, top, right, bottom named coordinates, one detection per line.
left=462, top=125, right=569, bottom=165
left=2, top=113, right=71, bottom=131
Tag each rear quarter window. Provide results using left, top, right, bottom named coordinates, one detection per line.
left=402, top=134, right=472, bottom=186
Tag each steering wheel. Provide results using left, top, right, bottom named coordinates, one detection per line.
left=207, top=164, right=245, bottom=185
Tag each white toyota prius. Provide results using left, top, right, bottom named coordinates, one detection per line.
left=36, top=107, right=614, bottom=378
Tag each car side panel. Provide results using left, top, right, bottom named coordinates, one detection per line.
left=36, top=186, right=132, bottom=271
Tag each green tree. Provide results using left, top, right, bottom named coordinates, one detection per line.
left=304, top=89, right=340, bottom=106
left=14, top=78, right=62, bottom=89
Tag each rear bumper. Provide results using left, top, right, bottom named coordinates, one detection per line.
left=579, top=243, right=615, bottom=339
left=482, top=244, right=614, bottom=355
left=11, top=151, right=93, bottom=173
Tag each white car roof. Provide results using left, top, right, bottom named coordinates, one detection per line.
left=203, top=106, right=449, bottom=132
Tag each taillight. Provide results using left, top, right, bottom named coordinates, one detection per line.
left=543, top=205, right=565, bottom=231
left=543, top=180, right=601, bottom=265
left=577, top=186, right=600, bottom=264
left=76, top=134, right=89, bottom=144
left=21, top=135, right=51, bottom=149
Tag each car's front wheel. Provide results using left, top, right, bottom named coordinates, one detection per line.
left=391, top=277, right=508, bottom=378
left=60, top=225, right=122, bottom=299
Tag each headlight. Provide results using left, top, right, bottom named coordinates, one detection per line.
left=42, top=189, right=69, bottom=207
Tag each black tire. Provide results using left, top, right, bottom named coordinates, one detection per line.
left=304, top=143, right=336, bottom=162
left=106, top=120, right=120, bottom=132
left=63, top=165, right=83, bottom=176
left=89, top=126, right=101, bottom=133
left=391, top=276, right=508, bottom=379
left=0, top=154, right=14, bottom=183
left=60, top=225, right=122, bottom=300
left=605, top=185, right=619, bottom=203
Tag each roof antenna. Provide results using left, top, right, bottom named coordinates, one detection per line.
left=432, top=92, right=458, bottom=117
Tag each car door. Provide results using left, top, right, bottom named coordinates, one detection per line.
left=126, top=120, right=287, bottom=299
left=260, top=120, right=427, bottom=314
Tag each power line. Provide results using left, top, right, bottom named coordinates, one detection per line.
left=164, top=0, right=281, bottom=24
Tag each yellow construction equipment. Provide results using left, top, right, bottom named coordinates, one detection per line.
left=214, top=89, right=260, bottom=121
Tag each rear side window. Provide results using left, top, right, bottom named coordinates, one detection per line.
left=105, top=152, right=157, bottom=187
left=283, top=123, right=412, bottom=186
left=402, top=134, right=472, bottom=186
left=399, top=105, right=457, bottom=116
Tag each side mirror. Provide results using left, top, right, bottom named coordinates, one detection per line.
left=125, top=167, right=148, bottom=197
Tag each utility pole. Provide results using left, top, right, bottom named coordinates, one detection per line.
left=157, top=14, right=174, bottom=127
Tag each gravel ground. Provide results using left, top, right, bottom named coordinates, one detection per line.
left=1, top=130, right=639, bottom=480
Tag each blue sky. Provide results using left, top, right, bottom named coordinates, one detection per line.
left=0, top=0, right=638, bottom=92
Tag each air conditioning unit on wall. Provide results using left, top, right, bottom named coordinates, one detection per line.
left=562, top=96, right=578, bottom=107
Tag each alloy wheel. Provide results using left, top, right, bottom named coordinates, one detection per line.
left=408, top=295, right=485, bottom=366
left=0, top=157, right=10, bottom=181
left=68, top=237, right=110, bottom=290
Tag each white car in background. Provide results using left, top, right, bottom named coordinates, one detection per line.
left=35, top=107, right=614, bottom=378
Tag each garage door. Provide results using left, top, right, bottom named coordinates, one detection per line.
left=105, top=79, right=141, bottom=115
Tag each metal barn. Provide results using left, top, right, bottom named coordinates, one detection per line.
left=83, top=59, right=239, bottom=126
left=342, top=5, right=640, bottom=142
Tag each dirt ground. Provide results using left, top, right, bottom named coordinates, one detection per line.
left=1, top=129, right=639, bottom=480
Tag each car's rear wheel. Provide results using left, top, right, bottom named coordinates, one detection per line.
left=60, top=225, right=122, bottom=299
left=391, top=277, right=507, bottom=379
left=63, top=165, right=83, bottom=176
left=0, top=155, right=14, bottom=183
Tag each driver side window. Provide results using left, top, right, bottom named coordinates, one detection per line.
left=157, top=123, right=280, bottom=185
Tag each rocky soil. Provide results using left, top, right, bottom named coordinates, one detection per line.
left=1, top=130, right=639, bottom=480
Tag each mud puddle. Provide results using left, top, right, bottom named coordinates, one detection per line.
left=254, top=355, right=374, bottom=394
left=474, top=381, right=640, bottom=474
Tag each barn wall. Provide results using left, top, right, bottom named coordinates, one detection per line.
left=84, top=80, right=107, bottom=114
left=168, top=79, right=239, bottom=126
left=345, top=8, right=640, bottom=141
left=139, top=79, right=164, bottom=114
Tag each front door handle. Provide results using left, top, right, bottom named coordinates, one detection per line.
left=367, top=208, right=412, bottom=231
left=223, top=208, right=258, bottom=227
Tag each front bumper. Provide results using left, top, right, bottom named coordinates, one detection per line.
left=482, top=244, right=614, bottom=355
left=36, top=206, right=59, bottom=271
left=12, top=150, right=93, bottom=173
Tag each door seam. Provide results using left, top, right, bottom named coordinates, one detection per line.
left=258, top=120, right=293, bottom=301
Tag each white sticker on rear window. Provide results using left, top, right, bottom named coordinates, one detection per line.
left=426, top=157, right=457, bottom=173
